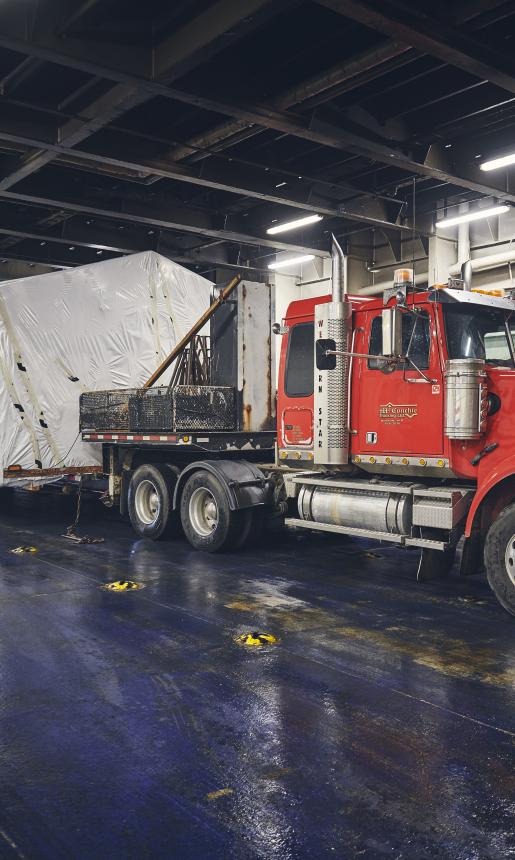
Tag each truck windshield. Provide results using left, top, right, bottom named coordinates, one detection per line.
left=443, top=303, right=515, bottom=368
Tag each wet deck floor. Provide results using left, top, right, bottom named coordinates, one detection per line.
left=0, top=491, right=513, bottom=859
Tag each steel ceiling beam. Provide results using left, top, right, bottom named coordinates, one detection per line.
left=0, top=225, right=276, bottom=275
left=57, top=0, right=104, bottom=35
left=0, top=260, right=63, bottom=278
left=0, top=190, right=330, bottom=257
left=0, top=26, right=413, bottom=161
left=0, top=57, right=44, bottom=95
left=0, top=8, right=514, bottom=206
left=0, top=0, right=277, bottom=192
left=0, top=126, right=413, bottom=233
left=164, top=0, right=510, bottom=165
left=0, top=225, right=135, bottom=255
left=167, top=39, right=412, bottom=162
left=152, top=0, right=280, bottom=81
left=0, top=251, right=72, bottom=271
left=319, top=0, right=515, bottom=95
left=0, top=74, right=448, bottom=185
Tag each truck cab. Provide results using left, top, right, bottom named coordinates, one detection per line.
left=278, top=258, right=515, bottom=617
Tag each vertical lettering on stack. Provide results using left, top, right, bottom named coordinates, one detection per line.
left=314, top=298, right=352, bottom=465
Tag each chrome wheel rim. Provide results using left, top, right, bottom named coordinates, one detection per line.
left=134, top=479, right=160, bottom=526
left=189, top=486, right=218, bottom=537
left=504, top=534, right=515, bottom=586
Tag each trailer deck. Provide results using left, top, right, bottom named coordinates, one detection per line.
left=82, top=429, right=276, bottom=452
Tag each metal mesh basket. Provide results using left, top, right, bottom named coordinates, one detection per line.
left=173, top=385, right=236, bottom=431
left=79, top=389, right=140, bottom=430
left=128, top=388, right=174, bottom=431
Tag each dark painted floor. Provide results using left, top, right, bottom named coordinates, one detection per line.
left=0, top=490, right=513, bottom=860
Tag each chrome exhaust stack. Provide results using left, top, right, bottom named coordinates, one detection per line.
left=331, top=234, right=347, bottom=302
left=314, top=236, right=352, bottom=466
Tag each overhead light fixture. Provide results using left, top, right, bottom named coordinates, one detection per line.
left=266, top=214, right=323, bottom=235
left=480, top=152, right=515, bottom=172
left=268, top=254, right=315, bottom=270
left=436, top=205, right=510, bottom=228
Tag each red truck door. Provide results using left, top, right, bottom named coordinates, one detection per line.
left=355, top=304, right=444, bottom=457
left=277, top=317, right=314, bottom=451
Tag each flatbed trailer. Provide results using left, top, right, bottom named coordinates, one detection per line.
left=85, top=427, right=279, bottom=552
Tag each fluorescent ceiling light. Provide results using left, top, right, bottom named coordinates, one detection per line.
left=480, top=153, right=515, bottom=171
left=436, top=205, right=510, bottom=228
left=266, top=214, right=322, bottom=235
left=268, top=254, right=315, bottom=270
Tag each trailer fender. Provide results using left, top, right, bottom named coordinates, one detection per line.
left=173, top=460, right=269, bottom=512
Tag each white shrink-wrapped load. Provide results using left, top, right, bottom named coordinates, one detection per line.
left=0, top=251, right=212, bottom=486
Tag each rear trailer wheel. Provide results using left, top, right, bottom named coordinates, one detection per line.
left=128, top=464, right=179, bottom=540
left=484, top=502, right=515, bottom=616
left=180, top=470, right=247, bottom=552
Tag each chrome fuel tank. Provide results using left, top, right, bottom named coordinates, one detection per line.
left=298, top=483, right=412, bottom=535
left=444, top=358, right=487, bottom=440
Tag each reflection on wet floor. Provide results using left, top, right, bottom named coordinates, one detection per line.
left=0, top=489, right=513, bottom=860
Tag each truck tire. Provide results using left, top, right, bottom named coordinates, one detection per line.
left=128, top=464, right=179, bottom=540
left=180, top=470, right=249, bottom=552
left=484, top=502, right=515, bottom=616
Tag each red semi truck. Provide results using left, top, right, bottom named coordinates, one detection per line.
left=82, top=242, right=515, bottom=616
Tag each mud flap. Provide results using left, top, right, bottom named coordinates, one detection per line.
left=459, top=533, right=483, bottom=577
left=417, top=546, right=456, bottom=582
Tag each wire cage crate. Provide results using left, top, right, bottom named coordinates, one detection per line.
left=173, top=385, right=236, bottom=431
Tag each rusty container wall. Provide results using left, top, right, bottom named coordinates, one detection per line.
left=211, top=280, right=275, bottom=432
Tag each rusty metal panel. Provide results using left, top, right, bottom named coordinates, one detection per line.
left=237, top=281, right=275, bottom=432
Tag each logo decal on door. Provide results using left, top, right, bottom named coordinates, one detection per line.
left=379, top=402, right=418, bottom=424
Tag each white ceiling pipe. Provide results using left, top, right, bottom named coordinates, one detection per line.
left=458, top=203, right=470, bottom=267
left=357, top=272, right=428, bottom=296
left=449, top=249, right=515, bottom=277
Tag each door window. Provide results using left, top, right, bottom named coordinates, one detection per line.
left=368, top=310, right=430, bottom=370
left=285, top=322, right=314, bottom=397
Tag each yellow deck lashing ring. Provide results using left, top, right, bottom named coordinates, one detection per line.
left=234, top=632, right=279, bottom=646
left=103, top=580, right=143, bottom=592
left=10, top=545, right=38, bottom=554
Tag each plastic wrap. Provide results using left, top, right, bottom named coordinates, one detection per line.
left=0, top=251, right=211, bottom=486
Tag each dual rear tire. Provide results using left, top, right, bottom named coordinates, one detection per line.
left=128, top=465, right=260, bottom=552
left=179, top=471, right=256, bottom=552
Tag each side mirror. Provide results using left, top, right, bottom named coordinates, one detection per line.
left=272, top=322, right=289, bottom=335
left=382, top=307, right=402, bottom=356
left=316, top=338, right=337, bottom=370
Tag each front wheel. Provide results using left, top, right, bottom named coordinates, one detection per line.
left=180, top=470, right=250, bottom=552
left=484, top=503, right=515, bottom=616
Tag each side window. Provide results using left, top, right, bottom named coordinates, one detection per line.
left=285, top=322, right=314, bottom=397
left=368, top=310, right=430, bottom=370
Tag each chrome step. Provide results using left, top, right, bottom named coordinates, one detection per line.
left=285, top=517, right=405, bottom=544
